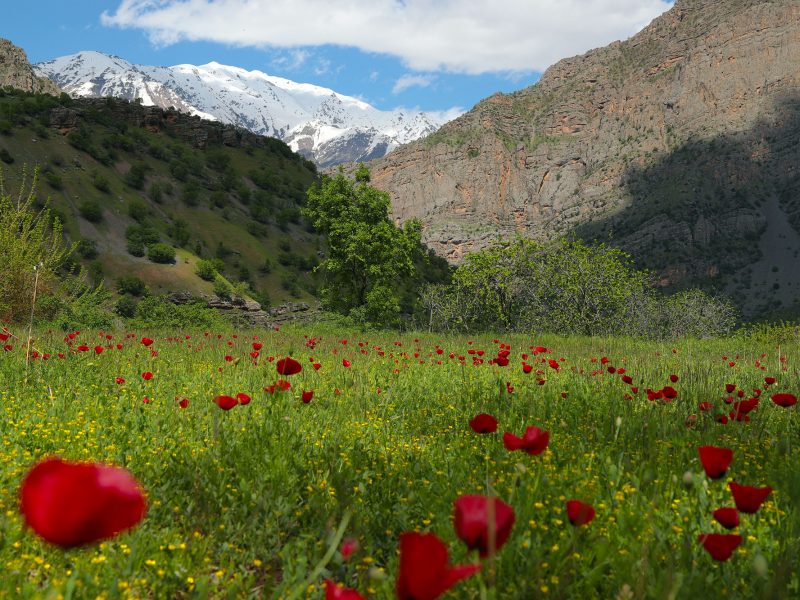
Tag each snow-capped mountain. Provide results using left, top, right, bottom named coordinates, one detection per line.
left=35, top=51, right=453, bottom=167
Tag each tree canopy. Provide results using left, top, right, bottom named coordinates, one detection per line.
left=303, top=166, right=422, bottom=325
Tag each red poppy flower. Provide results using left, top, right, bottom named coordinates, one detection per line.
left=771, top=393, right=797, bottom=408
left=669, top=374, right=679, bottom=383
left=698, top=446, right=733, bottom=479
left=713, top=507, right=739, bottom=529
left=621, top=375, right=633, bottom=385
left=94, top=346, right=104, bottom=355
left=213, top=395, right=238, bottom=411
left=469, top=413, right=498, bottom=434
left=301, top=390, right=314, bottom=403
left=662, top=386, right=678, bottom=400
left=3, top=344, right=11, bottom=351
left=729, top=482, right=772, bottom=514
left=547, top=358, right=560, bottom=370
left=396, top=532, right=480, bottom=600
left=566, top=500, right=596, bottom=526
left=453, top=495, right=515, bottom=556
left=522, top=363, right=533, bottom=374
left=20, top=458, right=146, bottom=547
left=325, top=580, right=364, bottom=600
left=342, top=359, right=351, bottom=368
left=725, top=383, right=736, bottom=393
left=141, top=337, right=154, bottom=347
left=141, top=372, right=153, bottom=381
left=77, top=344, right=89, bottom=352
left=764, top=376, right=776, bottom=385
left=0, top=332, right=8, bottom=341
left=503, top=426, right=549, bottom=455
left=276, top=357, right=302, bottom=375
left=224, top=355, right=233, bottom=362
left=698, top=533, right=742, bottom=561
left=177, top=397, right=189, bottom=409
left=115, top=377, right=125, bottom=385
left=253, top=342, right=263, bottom=351
left=341, top=537, right=358, bottom=560
left=236, top=393, right=251, bottom=406
left=313, top=362, right=322, bottom=370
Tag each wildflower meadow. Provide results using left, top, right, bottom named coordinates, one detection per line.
left=1, top=324, right=798, bottom=599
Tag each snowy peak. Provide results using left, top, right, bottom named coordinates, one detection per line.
left=35, top=51, right=454, bottom=167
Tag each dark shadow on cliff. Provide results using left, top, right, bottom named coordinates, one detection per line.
left=574, top=92, right=800, bottom=319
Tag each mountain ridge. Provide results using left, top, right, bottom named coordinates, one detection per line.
left=363, top=0, right=800, bottom=316
left=34, top=51, right=454, bottom=167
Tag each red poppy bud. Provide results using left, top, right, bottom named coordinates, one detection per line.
left=236, top=393, right=251, bottom=406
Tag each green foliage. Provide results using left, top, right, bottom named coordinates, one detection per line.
left=124, top=162, right=148, bottom=189
left=117, top=275, right=148, bottom=297
left=127, top=199, right=150, bottom=222
left=43, top=170, right=63, bottom=190
left=114, top=295, right=138, bottom=318
left=78, top=199, right=103, bottom=223
left=91, top=171, right=110, bottom=193
left=76, top=238, right=98, bottom=260
left=302, top=169, right=420, bottom=325
left=147, top=243, right=176, bottom=264
left=0, top=167, right=74, bottom=322
left=423, top=238, right=738, bottom=339
left=195, top=259, right=220, bottom=282
left=130, top=296, right=224, bottom=329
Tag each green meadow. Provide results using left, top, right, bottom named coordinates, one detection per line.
left=1, top=325, right=798, bottom=599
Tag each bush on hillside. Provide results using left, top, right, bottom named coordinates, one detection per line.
left=147, top=243, right=176, bottom=264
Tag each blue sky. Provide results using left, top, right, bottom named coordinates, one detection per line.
left=3, top=1, right=673, bottom=115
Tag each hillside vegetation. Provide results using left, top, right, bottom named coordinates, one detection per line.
left=0, top=88, right=323, bottom=310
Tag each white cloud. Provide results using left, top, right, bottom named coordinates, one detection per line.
left=271, top=49, right=310, bottom=70
left=102, top=0, right=673, bottom=74
left=392, top=74, right=435, bottom=94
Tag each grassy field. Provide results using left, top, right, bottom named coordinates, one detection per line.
left=0, top=324, right=798, bottom=599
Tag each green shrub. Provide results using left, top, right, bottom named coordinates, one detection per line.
left=91, top=172, right=110, bottom=193
left=195, top=259, right=218, bottom=282
left=44, top=170, right=63, bottom=190
left=128, top=200, right=150, bottom=222
left=79, top=200, right=103, bottom=223
left=76, top=238, right=98, bottom=259
left=117, top=275, right=147, bottom=297
left=114, top=295, right=138, bottom=318
left=147, top=243, right=176, bottom=264
left=131, top=296, right=225, bottom=329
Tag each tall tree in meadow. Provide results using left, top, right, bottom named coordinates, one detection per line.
left=302, top=165, right=421, bottom=325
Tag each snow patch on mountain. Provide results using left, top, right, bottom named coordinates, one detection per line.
left=35, top=51, right=456, bottom=167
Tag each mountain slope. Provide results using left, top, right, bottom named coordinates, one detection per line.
left=0, top=87, right=323, bottom=309
left=0, top=39, right=60, bottom=95
left=364, top=0, right=800, bottom=317
left=35, top=51, right=451, bottom=167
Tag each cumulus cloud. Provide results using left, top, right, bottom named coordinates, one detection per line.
left=101, top=0, right=673, bottom=74
left=392, top=74, right=435, bottom=94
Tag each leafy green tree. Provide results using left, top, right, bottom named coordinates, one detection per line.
left=302, top=167, right=421, bottom=325
left=0, top=168, right=74, bottom=322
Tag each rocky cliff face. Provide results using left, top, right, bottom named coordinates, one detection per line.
left=366, top=0, right=800, bottom=314
left=0, top=39, right=60, bottom=95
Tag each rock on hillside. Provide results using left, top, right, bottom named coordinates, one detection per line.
left=365, top=0, right=800, bottom=314
left=0, top=38, right=60, bottom=95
